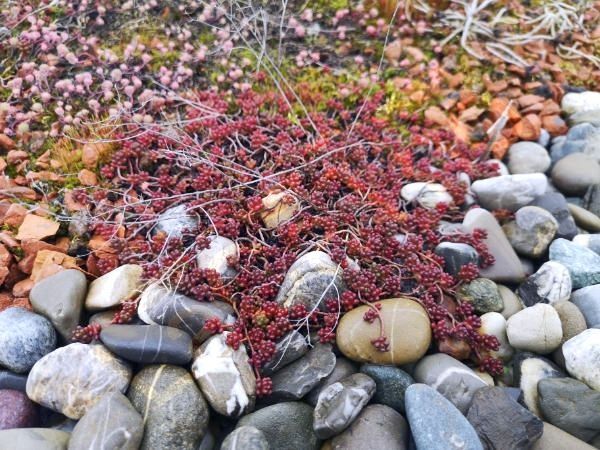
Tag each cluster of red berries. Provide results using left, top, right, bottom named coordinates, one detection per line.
left=71, top=323, right=102, bottom=343
left=89, top=85, right=505, bottom=393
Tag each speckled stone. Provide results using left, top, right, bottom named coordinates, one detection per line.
left=405, top=384, right=483, bottom=450
left=237, top=402, right=319, bottom=450
left=0, top=308, right=56, bottom=374
left=29, top=269, right=87, bottom=341
left=191, top=333, right=255, bottom=417
left=359, top=364, right=414, bottom=413
left=458, top=278, right=504, bottom=314
left=503, top=206, right=558, bottom=258
left=128, top=364, right=209, bottom=450
left=0, top=428, right=70, bottom=450
left=270, top=344, right=336, bottom=402
left=528, top=192, right=578, bottom=240
left=313, top=373, right=376, bottom=439
left=221, top=426, right=269, bottom=450
left=137, top=283, right=235, bottom=342
left=68, top=392, right=143, bottom=450
left=550, top=238, right=600, bottom=289
left=26, top=343, right=131, bottom=419
left=100, top=324, right=193, bottom=365
left=336, top=298, right=431, bottom=365
left=275, top=251, right=346, bottom=310
left=85, top=265, right=143, bottom=311
left=413, top=354, right=487, bottom=414
left=0, top=389, right=38, bottom=430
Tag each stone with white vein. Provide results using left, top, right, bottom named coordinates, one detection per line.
left=191, top=332, right=256, bottom=417
left=313, top=373, right=376, bottom=439
left=517, top=261, right=571, bottom=306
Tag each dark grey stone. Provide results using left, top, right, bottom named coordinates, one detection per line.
left=0, top=428, right=70, bottom=450
left=127, top=364, right=209, bottom=450
left=329, top=404, right=408, bottom=450
left=221, top=426, right=269, bottom=450
left=528, top=192, right=578, bottom=239
left=359, top=364, right=414, bottom=413
left=0, top=308, right=56, bottom=374
left=538, top=377, right=600, bottom=443
left=0, top=371, right=27, bottom=392
left=68, top=392, right=143, bottom=450
left=100, top=324, right=192, bottom=365
left=405, top=384, right=483, bottom=450
left=549, top=238, right=600, bottom=288
left=413, top=353, right=487, bottom=414
left=262, top=330, right=308, bottom=375
left=467, top=386, right=543, bottom=450
left=313, top=373, right=376, bottom=439
left=305, top=357, right=357, bottom=406
left=571, top=284, right=600, bottom=328
left=236, top=402, right=319, bottom=450
left=434, top=243, right=479, bottom=277
left=270, top=344, right=336, bottom=402
left=138, top=284, right=235, bottom=342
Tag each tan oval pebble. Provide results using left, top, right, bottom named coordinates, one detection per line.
left=336, top=298, right=431, bottom=365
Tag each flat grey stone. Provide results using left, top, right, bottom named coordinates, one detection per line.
left=138, top=283, right=235, bottom=342
left=568, top=203, right=600, bottom=232
left=100, top=324, right=193, bottom=365
left=507, top=142, right=551, bottom=174
left=262, top=330, right=308, bottom=375
left=413, top=353, right=487, bottom=414
left=305, top=357, right=357, bottom=406
left=328, top=404, right=408, bottom=450
left=30, top=269, right=87, bottom=341
left=551, top=153, right=600, bottom=196
left=471, top=174, right=548, bottom=212
left=405, top=384, right=483, bottom=450
left=467, top=386, right=543, bottom=450
left=463, top=209, right=525, bottom=283
left=270, top=344, right=336, bottom=402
